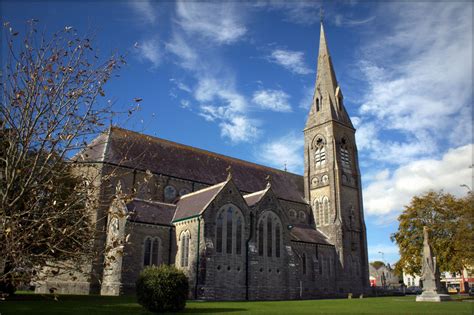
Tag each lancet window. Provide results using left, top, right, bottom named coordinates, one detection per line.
left=215, top=204, right=244, bottom=255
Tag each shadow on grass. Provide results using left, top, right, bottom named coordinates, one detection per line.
left=177, top=308, right=247, bottom=314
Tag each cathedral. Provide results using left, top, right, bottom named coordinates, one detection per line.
left=36, top=22, right=370, bottom=300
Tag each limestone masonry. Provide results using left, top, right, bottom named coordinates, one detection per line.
left=36, top=22, right=370, bottom=300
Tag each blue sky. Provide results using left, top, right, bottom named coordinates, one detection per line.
left=2, top=1, right=472, bottom=265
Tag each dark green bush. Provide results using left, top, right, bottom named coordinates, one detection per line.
left=136, top=265, right=189, bottom=313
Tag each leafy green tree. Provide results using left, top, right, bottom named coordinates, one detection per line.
left=391, top=191, right=473, bottom=276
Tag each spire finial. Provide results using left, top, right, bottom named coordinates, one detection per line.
left=320, top=6, right=324, bottom=24
left=226, top=165, right=232, bottom=181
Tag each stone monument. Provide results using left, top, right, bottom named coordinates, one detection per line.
left=416, top=226, right=451, bottom=302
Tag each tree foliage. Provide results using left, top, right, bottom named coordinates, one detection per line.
left=391, top=191, right=474, bottom=276
left=0, top=20, right=134, bottom=287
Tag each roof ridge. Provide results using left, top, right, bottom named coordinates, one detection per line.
left=132, top=198, right=176, bottom=207
left=177, top=181, right=226, bottom=200
left=110, top=126, right=302, bottom=177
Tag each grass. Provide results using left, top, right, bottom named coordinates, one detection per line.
left=0, top=293, right=472, bottom=314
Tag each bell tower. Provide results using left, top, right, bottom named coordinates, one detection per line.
left=304, top=22, right=369, bottom=292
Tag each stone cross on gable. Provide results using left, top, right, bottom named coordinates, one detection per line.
left=226, top=165, right=232, bottom=181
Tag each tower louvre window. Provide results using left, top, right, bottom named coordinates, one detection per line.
left=314, top=137, right=326, bottom=168
left=316, top=98, right=320, bottom=112
left=340, top=138, right=351, bottom=169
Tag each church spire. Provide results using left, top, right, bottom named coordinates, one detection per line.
left=305, top=21, right=354, bottom=130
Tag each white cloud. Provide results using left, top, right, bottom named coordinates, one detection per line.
left=194, top=78, right=259, bottom=143
left=252, top=89, right=292, bottom=112
left=268, top=49, right=312, bottom=75
left=256, top=133, right=304, bottom=173
left=129, top=0, right=157, bottom=24
left=176, top=1, right=246, bottom=45
left=358, top=2, right=473, bottom=157
left=334, top=14, right=375, bottom=27
left=299, top=85, right=314, bottom=109
left=255, top=1, right=321, bottom=25
left=363, top=144, right=473, bottom=217
left=165, top=34, right=199, bottom=70
left=137, top=39, right=161, bottom=68
left=220, top=116, right=260, bottom=143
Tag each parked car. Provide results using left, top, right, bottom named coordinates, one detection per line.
left=406, top=286, right=422, bottom=295
left=447, top=286, right=459, bottom=294
left=469, top=287, right=474, bottom=296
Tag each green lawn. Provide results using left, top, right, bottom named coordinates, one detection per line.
left=0, top=294, right=473, bottom=314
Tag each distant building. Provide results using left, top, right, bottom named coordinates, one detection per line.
left=403, top=272, right=421, bottom=287
left=369, top=263, right=400, bottom=288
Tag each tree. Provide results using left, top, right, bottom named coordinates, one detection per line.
left=370, top=261, right=385, bottom=269
left=0, top=20, right=136, bottom=290
left=391, top=191, right=473, bottom=276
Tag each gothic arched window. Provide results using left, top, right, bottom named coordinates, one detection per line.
left=143, top=237, right=161, bottom=267
left=257, top=211, right=282, bottom=259
left=236, top=217, right=242, bottom=255
left=340, top=138, right=351, bottom=170
left=302, top=253, right=307, bottom=275
left=314, top=200, right=321, bottom=227
left=258, top=220, right=264, bottom=256
left=275, top=224, right=281, bottom=258
left=314, top=137, right=326, bottom=168
left=216, top=212, right=223, bottom=253
left=323, top=197, right=329, bottom=225
left=180, top=231, right=190, bottom=267
left=215, top=204, right=244, bottom=256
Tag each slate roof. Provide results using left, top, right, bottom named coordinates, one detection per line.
left=290, top=225, right=331, bottom=245
left=173, top=181, right=226, bottom=222
left=77, top=127, right=306, bottom=204
left=243, top=189, right=267, bottom=207
left=127, top=199, right=176, bottom=226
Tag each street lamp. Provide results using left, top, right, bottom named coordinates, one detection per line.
left=378, top=251, right=385, bottom=264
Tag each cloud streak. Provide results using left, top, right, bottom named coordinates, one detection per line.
left=268, top=49, right=312, bottom=75
left=252, top=89, right=292, bottom=112
left=176, top=1, right=246, bottom=45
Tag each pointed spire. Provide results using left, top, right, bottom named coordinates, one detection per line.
left=305, top=21, right=354, bottom=130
